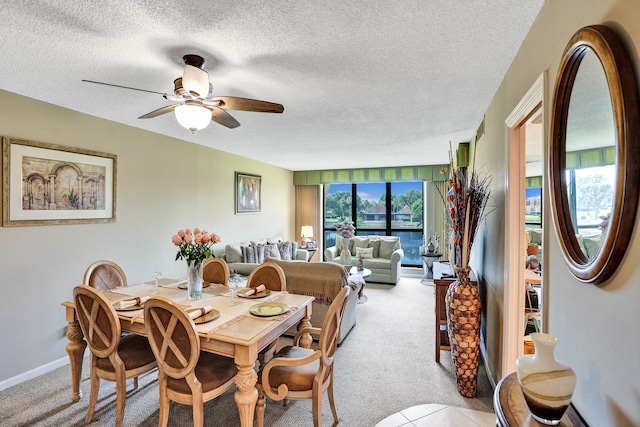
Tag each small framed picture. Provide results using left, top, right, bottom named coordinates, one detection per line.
left=235, top=172, right=261, bottom=214
left=306, top=240, right=317, bottom=249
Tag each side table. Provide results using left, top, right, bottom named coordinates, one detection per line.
left=305, top=248, right=318, bottom=262
left=349, top=266, right=372, bottom=279
left=422, top=252, right=442, bottom=279
left=494, top=372, right=587, bottom=426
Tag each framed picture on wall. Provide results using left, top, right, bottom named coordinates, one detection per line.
left=235, top=172, right=261, bottom=214
left=2, top=137, right=117, bottom=226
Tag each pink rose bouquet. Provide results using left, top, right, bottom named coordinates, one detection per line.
left=172, top=227, right=221, bottom=266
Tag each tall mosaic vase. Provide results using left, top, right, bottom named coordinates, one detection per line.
left=516, top=333, right=576, bottom=425
left=187, top=261, right=204, bottom=300
left=445, top=266, right=481, bottom=397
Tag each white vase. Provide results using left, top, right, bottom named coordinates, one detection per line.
left=186, top=261, right=203, bottom=300
left=515, top=333, right=576, bottom=425
left=340, top=248, right=352, bottom=266
left=339, top=237, right=352, bottom=265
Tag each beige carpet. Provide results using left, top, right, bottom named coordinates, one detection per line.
left=0, top=277, right=494, bottom=426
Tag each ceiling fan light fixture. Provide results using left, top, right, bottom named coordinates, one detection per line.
left=182, top=64, right=209, bottom=98
left=174, top=104, right=212, bottom=133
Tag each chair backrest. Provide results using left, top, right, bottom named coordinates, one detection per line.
left=144, top=296, right=200, bottom=381
left=202, top=258, right=230, bottom=285
left=73, top=285, right=121, bottom=359
left=247, top=262, right=286, bottom=292
left=83, top=260, right=128, bottom=292
left=318, top=286, right=350, bottom=365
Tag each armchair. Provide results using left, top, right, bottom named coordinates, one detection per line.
left=255, top=286, right=350, bottom=427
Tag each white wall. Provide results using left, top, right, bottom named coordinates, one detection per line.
left=0, top=89, right=296, bottom=382
left=477, top=0, right=640, bottom=425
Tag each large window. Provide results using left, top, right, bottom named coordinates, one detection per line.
left=324, top=181, right=424, bottom=266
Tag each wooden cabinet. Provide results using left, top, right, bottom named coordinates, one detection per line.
left=433, top=262, right=476, bottom=362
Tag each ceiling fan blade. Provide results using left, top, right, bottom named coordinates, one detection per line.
left=82, top=80, right=170, bottom=97
left=138, top=104, right=179, bottom=119
left=208, top=106, right=240, bottom=128
left=211, top=96, right=284, bottom=113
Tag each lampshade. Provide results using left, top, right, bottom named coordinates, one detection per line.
left=174, top=104, right=212, bottom=133
left=301, top=225, right=314, bottom=240
left=182, top=64, right=209, bottom=98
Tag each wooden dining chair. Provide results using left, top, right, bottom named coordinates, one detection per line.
left=73, top=285, right=157, bottom=427
left=247, top=262, right=287, bottom=365
left=83, top=260, right=128, bottom=292
left=246, top=261, right=286, bottom=292
left=143, top=296, right=238, bottom=427
left=255, top=286, right=350, bottom=427
left=202, top=257, right=230, bottom=285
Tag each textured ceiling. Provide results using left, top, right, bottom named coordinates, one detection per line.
left=0, top=1, right=544, bottom=171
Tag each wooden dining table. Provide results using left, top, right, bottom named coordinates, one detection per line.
left=61, top=280, right=314, bottom=427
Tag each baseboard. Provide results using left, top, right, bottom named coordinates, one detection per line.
left=0, top=356, right=71, bottom=392
left=401, top=266, right=423, bottom=278
left=481, top=337, right=497, bottom=390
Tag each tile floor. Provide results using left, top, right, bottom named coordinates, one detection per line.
left=376, top=403, right=496, bottom=427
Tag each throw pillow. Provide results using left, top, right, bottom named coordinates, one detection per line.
left=225, top=244, right=243, bottom=263
left=353, top=237, right=369, bottom=253
left=252, top=238, right=268, bottom=245
left=368, top=239, right=381, bottom=258
left=379, top=239, right=398, bottom=259
left=267, top=236, right=284, bottom=244
left=290, top=241, right=298, bottom=260
left=264, top=243, right=281, bottom=260
left=356, top=247, right=374, bottom=258
left=278, top=241, right=292, bottom=260
left=335, top=235, right=343, bottom=251
left=254, top=243, right=265, bottom=264
left=241, top=245, right=257, bottom=263
left=582, top=235, right=602, bottom=259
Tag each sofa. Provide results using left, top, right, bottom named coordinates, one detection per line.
left=218, top=236, right=308, bottom=276
left=324, top=235, right=404, bottom=284
left=266, top=258, right=362, bottom=344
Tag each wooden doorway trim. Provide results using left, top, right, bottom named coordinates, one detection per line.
left=503, top=73, right=545, bottom=378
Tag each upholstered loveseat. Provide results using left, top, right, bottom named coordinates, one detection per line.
left=217, top=236, right=308, bottom=276
left=266, top=258, right=362, bottom=344
left=324, top=235, right=404, bottom=284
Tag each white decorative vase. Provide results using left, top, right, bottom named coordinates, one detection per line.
left=339, top=237, right=352, bottom=266
left=186, top=261, right=204, bottom=300
left=515, top=333, right=576, bottom=425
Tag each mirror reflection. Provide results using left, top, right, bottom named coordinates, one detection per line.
left=564, top=49, right=616, bottom=261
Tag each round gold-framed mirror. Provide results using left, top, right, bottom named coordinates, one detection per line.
left=550, top=25, right=640, bottom=284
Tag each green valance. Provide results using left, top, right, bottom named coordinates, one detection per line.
left=566, top=146, right=615, bottom=170
left=526, top=176, right=542, bottom=188
left=294, top=164, right=450, bottom=185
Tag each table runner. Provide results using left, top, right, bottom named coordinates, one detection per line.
left=106, top=284, right=296, bottom=335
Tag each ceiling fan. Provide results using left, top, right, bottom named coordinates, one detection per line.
left=83, top=54, right=284, bottom=133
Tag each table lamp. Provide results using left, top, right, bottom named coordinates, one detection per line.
left=301, top=225, right=314, bottom=247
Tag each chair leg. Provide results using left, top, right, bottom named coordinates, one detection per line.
left=192, top=395, right=204, bottom=427
left=256, top=384, right=266, bottom=427
left=114, top=368, right=127, bottom=427
left=328, top=373, right=338, bottom=423
left=312, top=383, right=322, bottom=427
left=158, top=376, right=170, bottom=427
left=133, top=375, right=139, bottom=389
left=85, top=368, right=100, bottom=425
